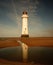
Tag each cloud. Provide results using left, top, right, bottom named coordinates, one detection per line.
left=36, top=0, right=39, bottom=5
left=45, top=29, right=53, bottom=37
left=0, top=24, right=20, bottom=37
left=30, top=29, right=53, bottom=37
left=0, top=0, right=52, bottom=37
left=29, top=16, right=53, bottom=37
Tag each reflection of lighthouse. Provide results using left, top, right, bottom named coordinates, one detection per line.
left=21, top=11, right=29, bottom=37
left=18, top=41, right=28, bottom=62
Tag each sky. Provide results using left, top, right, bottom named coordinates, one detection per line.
left=0, top=0, right=53, bottom=37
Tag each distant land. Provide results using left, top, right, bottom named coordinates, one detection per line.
left=0, top=37, right=53, bottom=48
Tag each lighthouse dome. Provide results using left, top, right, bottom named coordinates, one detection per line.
left=22, top=11, right=28, bottom=18
left=23, top=11, right=27, bottom=14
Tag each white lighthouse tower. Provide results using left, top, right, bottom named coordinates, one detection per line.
left=21, top=11, right=29, bottom=37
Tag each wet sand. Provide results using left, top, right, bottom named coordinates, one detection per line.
left=0, top=37, right=53, bottom=48
left=0, top=37, right=53, bottom=65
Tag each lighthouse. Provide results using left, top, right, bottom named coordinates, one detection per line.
left=21, top=11, right=29, bottom=37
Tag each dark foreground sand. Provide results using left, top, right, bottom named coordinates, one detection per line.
left=0, top=59, right=48, bottom=65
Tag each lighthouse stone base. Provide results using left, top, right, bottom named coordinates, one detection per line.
left=21, top=35, right=29, bottom=37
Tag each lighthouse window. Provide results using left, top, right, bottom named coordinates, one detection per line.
left=25, top=28, right=26, bottom=30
